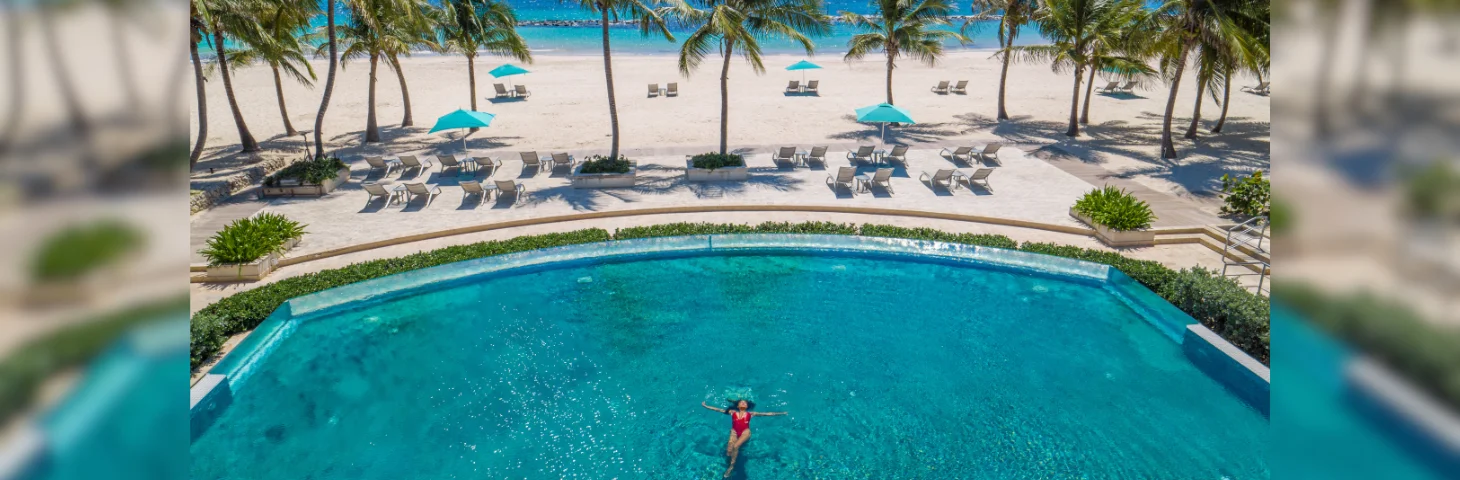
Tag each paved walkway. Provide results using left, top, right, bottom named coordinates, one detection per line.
left=1032, top=146, right=1227, bottom=228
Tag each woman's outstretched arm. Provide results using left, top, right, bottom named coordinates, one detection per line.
left=752, top=411, right=787, bottom=417
left=701, top=402, right=727, bottom=414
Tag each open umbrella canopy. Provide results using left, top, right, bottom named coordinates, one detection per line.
left=855, top=103, right=915, bottom=124
left=428, top=109, right=496, bottom=133
left=488, top=64, right=530, bottom=78
left=785, top=60, right=822, bottom=71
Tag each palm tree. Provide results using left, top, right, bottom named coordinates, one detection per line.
left=383, top=0, right=440, bottom=128
left=1151, top=0, right=1262, bottom=158
left=1077, top=5, right=1156, bottom=124
left=202, top=0, right=261, bottom=152
left=666, top=0, right=829, bottom=155
left=226, top=0, right=318, bottom=136
left=323, top=0, right=436, bottom=142
left=1005, top=0, right=1143, bottom=136
left=967, top=0, right=1038, bottom=121
left=189, top=0, right=209, bottom=166
left=314, top=0, right=339, bottom=158
left=440, top=0, right=532, bottom=132
left=568, top=0, right=674, bottom=159
left=1210, top=3, right=1267, bottom=133
left=843, top=0, right=964, bottom=105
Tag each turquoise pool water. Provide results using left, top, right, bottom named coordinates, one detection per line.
left=189, top=252, right=1268, bottom=479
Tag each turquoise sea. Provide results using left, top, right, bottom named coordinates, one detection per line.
left=199, top=0, right=1046, bottom=56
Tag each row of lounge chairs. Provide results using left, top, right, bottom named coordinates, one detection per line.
left=1098, top=81, right=1140, bottom=93
left=363, top=180, right=528, bottom=207
left=939, top=143, right=1002, bottom=165
left=824, top=165, right=994, bottom=195
left=786, top=80, right=820, bottom=93
left=648, top=83, right=680, bottom=97
left=931, top=80, right=969, bottom=94
left=493, top=84, right=532, bottom=99
left=367, top=152, right=583, bottom=178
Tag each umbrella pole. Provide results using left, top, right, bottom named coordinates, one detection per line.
left=461, top=133, right=468, bottom=157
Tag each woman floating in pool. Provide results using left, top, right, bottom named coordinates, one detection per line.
left=701, top=400, right=786, bottom=478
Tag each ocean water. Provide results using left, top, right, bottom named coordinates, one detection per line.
left=190, top=253, right=1268, bottom=479
left=199, top=0, right=1043, bottom=56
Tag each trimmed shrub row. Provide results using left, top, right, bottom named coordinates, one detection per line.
left=190, top=222, right=1270, bottom=369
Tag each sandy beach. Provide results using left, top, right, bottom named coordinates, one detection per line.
left=192, top=50, right=1270, bottom=204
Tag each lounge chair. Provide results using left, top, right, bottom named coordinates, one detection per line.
left=495, top=179, right=528, bottom=205
left=1098, top=81, right=1121, bottom=93
left=957, top=168, right=995, bottom=192
left=438, top=154, right=471, bottom=176
left=805, top=146, right=828, bottom=166
left=827, top=166, right=857, bottom=194
left=399, top=155, right=432, bottom=173
left=551, top=152, right=576, bottom=171
left=868, top=168, right=894, bottom=193
left=975, top=143, right=1002, bottom=166
left=885, top=145, right=909, bottom=165
left=919, top=169, right=958, bottom=191
left=514, top=85, right=531, bottom=98
left=365, top=156, right=399, bottom=176
left=847, top=145, right=875, bottom=163
left=1118, top=80, right=1138, bottom=92
left=951, top=80, right=968, bottom=94
left=785, top=80, right=801, bottom=93
left=460, top=180, right=490, bottom=205
left=667, top=82, right=678, bottom=97
left=773, top=146, right=798, bottom=166
left=931, top=80, right=950, bottom=94
left=1241, top=81, right=1269, bottom=95
left=804, top=80, right=819, bottom=94
left=648, top=83, right=660, bottom=97
left=402, top=182, right=442, bottom=205
left=472, top=156, right=502, bottom=175
left=520, top=152, right=545, bottom=171
left=940, top=146, right=973, bottom=163
left=362, top=182, right=399, bottom=206
left=493, top=83, right=512, bottom=98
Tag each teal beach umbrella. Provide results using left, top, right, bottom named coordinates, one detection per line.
left=785, top=60, right=822, bottom=83
left=855, top=103, right=915, bottom=143
left=488, top=64, right=530, bottom=90
left=428, top=109, right=497, bottom=154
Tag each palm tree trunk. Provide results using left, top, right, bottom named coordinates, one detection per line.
left=365, top=52, right=381, bottom=143
left=600, top=7, right=621, bottom=159
left=1, top=6, right=26, bottom=156
left=39, top=8, right=90, bottom=137
left=271, top=64, right=298, bottom=136
left=1312, top=12, right=1341, bottom=139
left=314, top=0, right=338, bottom=158
left=468, top=53, right=478, bottom=133
left=996, top=23, right=1015, bottom=121
left=1212, top=66, right=1232, bottom=133
left=1065, top=62, right=1083, bottom=137
left=1160, top=40, right=1191, bottom=159
left=189, top=27, right=207, bottom=168
left=719, top=39, right=734, bottom=155
left=390, top=54, right=414, bottom=127
left=1079, top=61, right=1096, bottom=124
left=109, top=11, right=142, bottom=113
left=1184, top=72, right=1206, bottom=139
left=884, top=49, right=895, bottom=105
left=212, top=25, right=259, bottom=152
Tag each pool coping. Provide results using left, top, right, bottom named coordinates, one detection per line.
left=188, top=234, right=1271, bottom=440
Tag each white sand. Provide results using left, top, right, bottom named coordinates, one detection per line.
left=192, top=50, right=1270, bottom=202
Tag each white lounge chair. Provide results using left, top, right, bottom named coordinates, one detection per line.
left=886, top=145, right=909, bottom=165
left=493, top=83, right=512, bottom=98
left=667, top=82, right=678, bottom=97
left=472, top=156, right=502, bottom=175
left=805, top=146, right=828, bottom=165
left=976, top=143, right=1002, bottom=166
left=1098, top=81, right=1121, bottom=93
left=402, top=182, right=442, bottom=205
left=785, top=80, right=801, bottom=93
left=399, top=155, right=432, bottom=173
left=940, top=146, right=973, bottom=163
left=868, top=168, right=894, bottom=193
left=1117, top=80, right=1138, bottom=92
left=648, top=83, right=660, bottom=97
left=804, top=80, right=819, bottom=94
left=438, top=154, right=472, bottom=176
left=773, top=146, right=797, bottom=166
left=362, top=182, right=399, bottom=206
left=514, top=85, right=531, bottom=98
left=931, top=80, right=950, bottom=94
left=460, top=180, right=490, bottom=205
left=957, top=168, right=995, bottom=192
left=551, top=152, right=576, bottom=171
left=827, top=166, right=858, bottom=194
left=920, top=169, right=958, bottom=191
left=847, top=145, right=875, bottom=163
left=365, top=156, right=399, bottom=176
left=1241, top=81, right=1270, bottom=95
left=520, top=152, right=545, bottom=171
left=951, top=80, right=968, bottom=94
left=495, top=179, right=528, bottom=205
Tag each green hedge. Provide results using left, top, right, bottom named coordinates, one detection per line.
left=2, top=297, right=186, bottom=424
left=190, top=223, right=1271, bottom=368
left=1280, top=282, right=1460, bottom=412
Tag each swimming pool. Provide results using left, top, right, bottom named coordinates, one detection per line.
left=189, top=235, right=1268, bottom=479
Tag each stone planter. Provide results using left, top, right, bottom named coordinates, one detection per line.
left=685, top=159, right=749, bottom=182
left=1070, top=208, right=1156, bottom=247
left=204, top=237, right=299, bottom=282
left=260, top=168, right=350, bottom=197
left=571, top=162, right=637, bottom=189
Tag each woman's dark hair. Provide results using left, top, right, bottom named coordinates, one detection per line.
left=726, top=399, right=756, bottom=410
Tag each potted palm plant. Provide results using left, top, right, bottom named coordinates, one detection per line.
left=200, top=213, right=307, bottom=281
left=1069, top=186, right=1158, bottom=246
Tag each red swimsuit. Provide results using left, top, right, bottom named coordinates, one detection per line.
left=731, top=411, right=750, bottom=436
